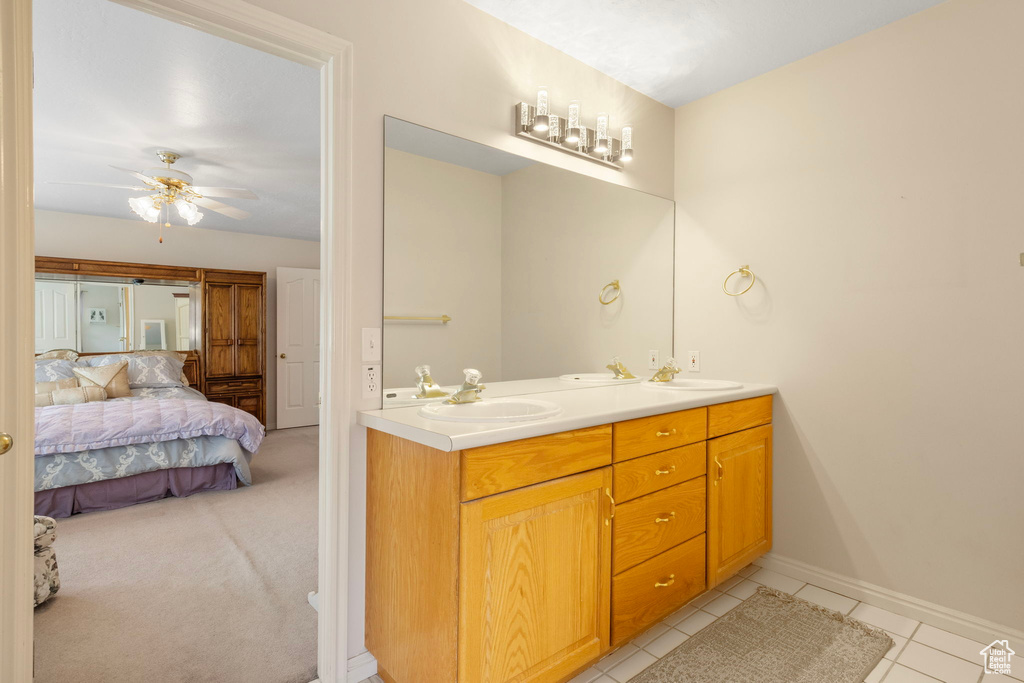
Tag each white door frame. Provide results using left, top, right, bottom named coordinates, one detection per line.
left=0, top=1, right=354, bottom=681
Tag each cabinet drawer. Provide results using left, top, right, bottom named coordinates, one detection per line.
left=613, top=408, right=707, bottom=462
left=613, top=478, right=706, bottom=575
left=614, top=442, right=706, bottom=502
left=612, top=533, right=706, bottom=645
left=708, top=395, right=772, bottom=438
left=205, top=378, right=262, bottom=394
left=460, top=425, right=612, bottom=501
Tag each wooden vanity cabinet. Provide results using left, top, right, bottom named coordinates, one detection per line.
left=365, top=395, right=773, bottom=683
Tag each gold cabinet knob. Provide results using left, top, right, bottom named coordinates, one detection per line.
left=655, top=429, right=676, bottom=437
left=654, top=465, right=676, bottom=476
left=0, top=432, right=13, bottom=455
left=654, top=574, right=676, bottom=588
left=280, top=353, right=287, bottom=359
left=654, top=512, right=676, bottom=524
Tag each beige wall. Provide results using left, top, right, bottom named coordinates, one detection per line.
left=230, top=0, right=675, bottom=658
left=675, top=0, right=1023, bottom=630
left=383, top=148, right=503, bottom=388
left=501, top=163, right=675, bottom=379
left=34, top=209, right=321, bottom=430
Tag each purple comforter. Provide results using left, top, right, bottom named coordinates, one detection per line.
left=35, top=399, right=265, bottom=456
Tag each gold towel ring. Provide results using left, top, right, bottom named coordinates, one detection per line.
left=599, top=280, right=621, bottom=305
left=723, top=265, right=755, bottom=296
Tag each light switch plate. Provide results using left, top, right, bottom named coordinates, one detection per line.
left=362, top=328, right=381, bottom=362
left=687, top=351, right=700, bottom=372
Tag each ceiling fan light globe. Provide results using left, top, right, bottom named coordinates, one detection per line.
left=128, top=195, right=160, bottom=223
left=174, top=198, right=202, bottom=225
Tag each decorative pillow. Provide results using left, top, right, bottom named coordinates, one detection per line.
left=35, top=349, right=79, bottom=361
left=34, top=386, right=108, bottom=407
left=81, top=353, right=185, bottom=388
left=35, top=378, right=79, bottom=394
left=73, top=361, right=131, bottom=398
left=34, top=359, right=81, bottom=383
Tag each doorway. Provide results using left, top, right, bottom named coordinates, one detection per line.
left=0, top=0, right=354, bottom=681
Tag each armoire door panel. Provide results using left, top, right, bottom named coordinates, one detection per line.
left=234, top=284, right=263, bottom=376
left=205, top=283, right=236, bottom=377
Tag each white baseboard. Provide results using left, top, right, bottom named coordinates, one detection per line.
left=756, top=553, right=1024, bottom=646
left=347, top=650, right=378, bottom=683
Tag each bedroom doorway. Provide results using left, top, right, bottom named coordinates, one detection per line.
left=0, top=0, right=353, bottom=681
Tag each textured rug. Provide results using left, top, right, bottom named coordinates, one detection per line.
left=631, top=586, right=893, bottom=683
left=33, top=426, right=319, bottom=683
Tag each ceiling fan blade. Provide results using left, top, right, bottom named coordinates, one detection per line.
left=191, top=196, right=250, bottom=220
left=110, top=165, right=161, bottom=186
left=47, top=181, right=152, bottom=191
left=190, top=186, right=259, bottom=200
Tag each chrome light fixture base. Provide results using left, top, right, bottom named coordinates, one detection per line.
left=514, top=103, right=625, bottom=170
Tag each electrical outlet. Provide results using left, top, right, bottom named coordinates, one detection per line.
left=361, top=328, right=381, bottom=362
left=648, top=349, right=660, bottom=370
left=362, top=364, right=381, bottom=399
left=687, top=351, right=700, bottom=372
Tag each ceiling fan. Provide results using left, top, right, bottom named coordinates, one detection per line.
left=49, top=150, right=258, bottom=242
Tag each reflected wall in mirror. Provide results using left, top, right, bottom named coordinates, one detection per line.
left=34, top=278, right=198, bottom=355
left=383, top=117, right=674, bottom=405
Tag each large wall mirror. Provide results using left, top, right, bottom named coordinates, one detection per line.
left=383, top=117, right=674, bottom=406
left=34, top=276, right=200, bottom=355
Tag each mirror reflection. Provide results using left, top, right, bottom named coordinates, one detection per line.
left=34, top=278, right=198, bottom=354
left=383, top=117, right=674, bottom=407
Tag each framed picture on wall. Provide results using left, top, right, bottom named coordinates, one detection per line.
left=87, top=307, right=107, bottom=324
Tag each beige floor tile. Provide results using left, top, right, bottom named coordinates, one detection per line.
left=865, top=658, right=892, bottom=683
left=849, top=603, right=920, bottom=638
left=595, top=643, right=639, bottom=672
left=606, top=650, right=658, bottom=682
left=884, top=664, right=941, bottom=682
left=676, top=610, right=718, bottom=635
left=737, top=564, right=759, bottom=577
left=661, top=604, right=697, bottom=626
left=883, top=631, right=909, bottom=660
left=896, top=642, right=982, bottom=683
left=642, top=628, right=689, bottom=658
left=702, top=593, right=742, bottom=617
left=747, top=567, right=806, bottom=594
left=715, top=574, right=744, bottom=593
left=912, top=624, right=987, bottom=665
left=688, top=590, right=722, bottom=608
left=630, top=622, right=669, bottom=648
left=794, top=584, right=858, bottom=614
left=725, top=579, right=761, bottom=600
left=567, top=666, right=604, bottom=683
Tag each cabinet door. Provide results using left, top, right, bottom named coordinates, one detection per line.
left=459, top=468, right=612, bottom=683
left=234, top=283, right=263, bottom=376
left=707, top=425, right=772, bottom=587
left=205, top=283, right=236, bottom=377
left=234, top=392, right=263, bottom=424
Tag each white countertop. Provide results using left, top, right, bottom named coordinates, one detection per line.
left=358, top=380, right=777, bottom=452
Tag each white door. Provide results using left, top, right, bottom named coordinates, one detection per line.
left=277, top=267, right=321, bottom=428
left=175, top=297, right=190, bottom=351
left=34, top=281, right=78, bottom=354
left=1, top=0, right=37, bottom=676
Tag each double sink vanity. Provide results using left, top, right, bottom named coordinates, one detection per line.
left=359, top=381, right=776, bottom=683
left=368, top=116, right=775, bottom=682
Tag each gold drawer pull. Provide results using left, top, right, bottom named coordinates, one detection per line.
left=604, top=488, right=616, bottom=525
left=654, top=512, right=675, bottom=524
left=654, top=574, right=676, bottom=588
left=654, top=465, right=676, bottom=476
left=655, top=429, right=677, bottom=437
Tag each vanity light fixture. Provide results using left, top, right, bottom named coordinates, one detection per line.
left=514, top=91, right=632, bottom=169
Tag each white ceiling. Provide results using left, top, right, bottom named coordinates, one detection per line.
left=386, top=118, right=536, bottom=176
left=33, top=0, right=321, bottom=241
left=463, top=0, right=946, bottom=107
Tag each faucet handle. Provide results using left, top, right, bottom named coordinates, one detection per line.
left=415, top=364, right=432, bottom=378
left=462, top=368, right=483, bottom=386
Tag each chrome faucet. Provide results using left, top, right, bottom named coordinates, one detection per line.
left=649, top=358, right=682, bottom=383
left=445, top=368, right=486, bottom=404
left=606, top=356, right=636, bottom=380
left=413, top=365, right=448, bottom=399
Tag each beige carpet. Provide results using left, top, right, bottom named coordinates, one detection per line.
left=631, top=586, right=893, bottom=683
left=33, top=426, right=319, bottom=683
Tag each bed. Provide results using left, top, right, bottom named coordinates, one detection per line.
left=33, top=353, right=265, bottom=518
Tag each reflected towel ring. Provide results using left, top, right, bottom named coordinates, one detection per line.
left=599, top=279, right=621, bottom=305
left=723, top=265, right=755, bottom=296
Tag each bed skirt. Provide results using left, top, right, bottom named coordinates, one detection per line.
left=35, top=464, right=238, bottom=518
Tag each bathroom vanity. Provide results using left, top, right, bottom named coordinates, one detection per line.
left=359, top=383, right=775, bottom=683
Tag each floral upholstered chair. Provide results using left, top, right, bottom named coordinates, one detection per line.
left=33, top=516, right=61, bottom=607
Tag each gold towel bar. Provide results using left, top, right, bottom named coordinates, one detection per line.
left=723, top=265, right=756, bottom=296
left=384, top=315, right=452, bottom=324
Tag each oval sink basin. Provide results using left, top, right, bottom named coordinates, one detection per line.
left=645, top=379, right=744, bottom=391
left=419, top=398, right=563, bottom=423
left=558, top=373, right=642, bottom=384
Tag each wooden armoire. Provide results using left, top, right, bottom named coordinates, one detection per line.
left=202, top=269, right=267, bottom=424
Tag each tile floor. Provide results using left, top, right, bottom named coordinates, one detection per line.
left=360, top=560, right=1016, bottom=683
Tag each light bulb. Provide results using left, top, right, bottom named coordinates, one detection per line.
left=128, top=195, right=161, bottom=223
left=593, top=112, right=609, bottom=154
left=620, top=125, right=633, bottom=162
left=174, top=198, right=203, bottom=226
left=547, top=114, right=561, bottom=142
left=564, top=100, right=581, bottom=144
left=532, top=86, right=549, bottom=132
